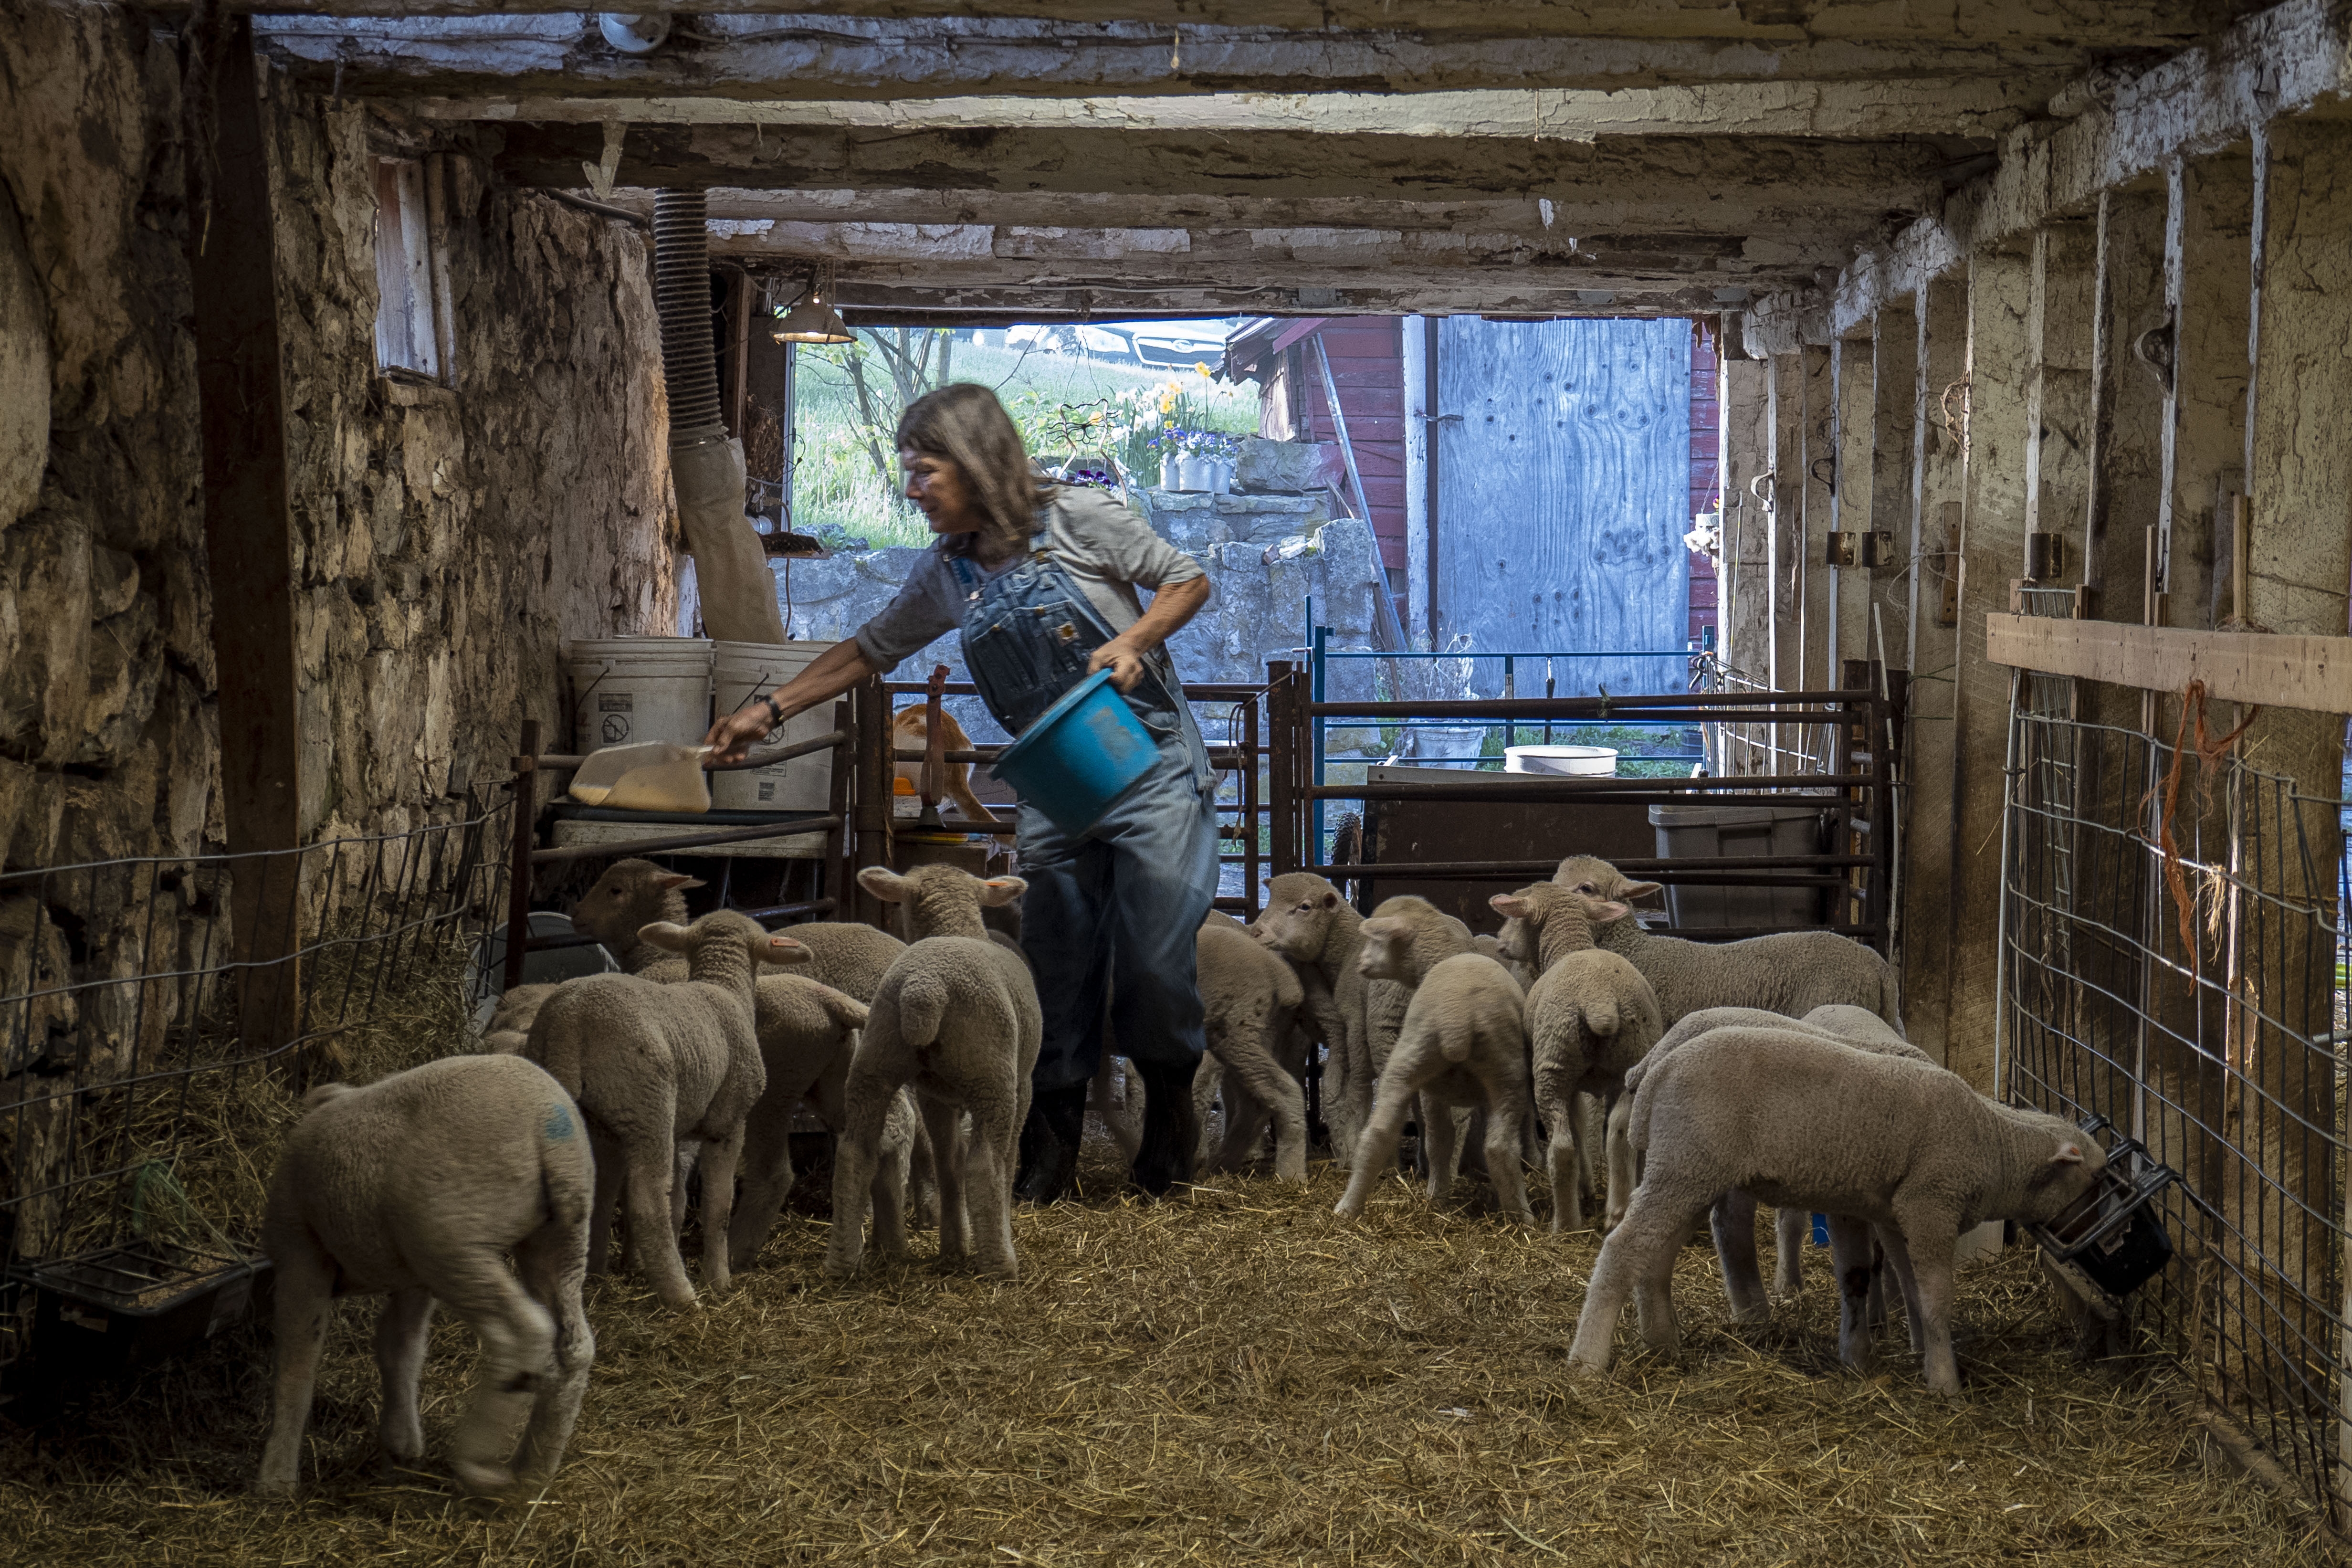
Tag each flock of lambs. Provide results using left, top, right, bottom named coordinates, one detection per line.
left=250, top=852, right=2110, bottom=1504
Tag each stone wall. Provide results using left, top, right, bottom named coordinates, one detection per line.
left=0, top=1, right=676, bottom=878
left=767, top=477, right=1386, bottom=750
left=0, top=2, right=677, bottom=1232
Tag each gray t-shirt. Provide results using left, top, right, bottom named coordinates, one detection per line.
left=852, top=486, right=1207, bottom=674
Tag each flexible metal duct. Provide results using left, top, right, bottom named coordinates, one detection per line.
left=650, top=188, right=786, bottom=644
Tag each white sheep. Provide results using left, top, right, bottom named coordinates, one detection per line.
left=1254, top=873, right=1376, bottom=1167
left=1190, top=919, right=1312, bottom=1181
left=567, top=857, right=702, bottom=978
left=1568, top=1026, right=2105, bottom=1395
left=826, top=865, right=1042, bottom=1280
left=725, top=974, right=876, bottom=1269
left=1619, top=1002, right=1934, bottom=1331
left=1551, top=854, right=1900, bottom=1026
left=1488, top=883, right=1662, bottom=1234
left=255, top=1054, right=594, bottom=1499
left=525, top=910, right=805, bottom=1310
left=1336, top=897, right=1533, bottom=1224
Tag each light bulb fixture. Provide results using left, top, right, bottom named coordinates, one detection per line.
left=772, top=265, right=852, bottom=345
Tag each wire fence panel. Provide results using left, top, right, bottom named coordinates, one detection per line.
left=0, top=802, right=513, bottom=1366
left=2002, top=706, right=2345, bottom=1520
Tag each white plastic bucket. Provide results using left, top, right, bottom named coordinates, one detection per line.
left=565, top=638, right=713, bottom=755
left=710, top=641, right=837, bottom=813
left=1504, top=744, right=1618, bottom=776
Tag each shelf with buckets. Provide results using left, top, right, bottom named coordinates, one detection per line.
left=559, top=636, right=838, bottom=855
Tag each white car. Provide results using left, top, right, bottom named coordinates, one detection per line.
left=1004, top=323, right=1138, bottom=361
left=1128, top=318, right=1235, bottom=368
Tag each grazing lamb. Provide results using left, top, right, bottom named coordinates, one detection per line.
left=1254, top=873, right=1376, bottom=1167
left=1191, top=919, right=1312, bottom=1181
left=1568, top=1027, right=2105, bottom=1395
left=525, top=911, right=805, bottom=1310
left=1488, top=883, right=1662, bottom=1233
left=1336, top=898, right=1532, bottom=1223
left=827, top=865, right=1042, bottom=1279
left=1551, top=854, right=1900, bottom=1026
left=1614, top=1003, right=1933, bottom=1359
left=256, top=1054, right=593, bottom=1499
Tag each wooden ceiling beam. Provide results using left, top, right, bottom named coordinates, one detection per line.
left=487, top=122, right=1964, bottom=213
left=252, top=13, right=2151, bottom=99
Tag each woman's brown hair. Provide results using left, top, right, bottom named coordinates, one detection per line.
left=895, top=382, right=1054, bottom=559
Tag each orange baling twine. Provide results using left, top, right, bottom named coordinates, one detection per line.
left=2147, top=678, right=2259, bottom=964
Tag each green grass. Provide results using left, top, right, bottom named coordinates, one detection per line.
left=789, top=335, right=1260, bottom=547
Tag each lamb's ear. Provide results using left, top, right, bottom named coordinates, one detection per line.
left=638, top=920, right=693, bottom=952
left=654, top=873, right=705, bottom=892
left=1620, top=880, right=1664, bottom=902
left=2049, top=1141, right=2085, bottom=1167
left=978, top=876, right=1028, bottom=907
left=1319, top=890, right=1339, bottom=909
left=1489, top=893, right=1535, bottom=919
left=758, top=935, right=810, bottom=967
left=858, top=866, right=914, bottom=904
left=820, top=990, right=871, bottom=1030
left=1592, top=900, right=1631, bottom=922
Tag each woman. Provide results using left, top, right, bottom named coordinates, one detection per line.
left=704, top=383, right=1218, bottom=1201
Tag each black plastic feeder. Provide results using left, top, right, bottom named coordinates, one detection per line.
left=2025, top=1115, right=2178, bottom=1298
left=8, top=1238, right=272, bottom=1381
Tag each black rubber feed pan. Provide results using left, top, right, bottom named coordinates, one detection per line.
left=2026, top=1115, right=2179, bottom=1299
left=10, top=1238, right=272, bottom=1381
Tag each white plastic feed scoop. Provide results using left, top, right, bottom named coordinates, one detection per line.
left=567, top=742, right=714, bottom=813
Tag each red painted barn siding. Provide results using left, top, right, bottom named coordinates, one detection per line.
left=1687, top=323, right=1721, bottom=648
left=1295, top=318, right=1408, bottom=576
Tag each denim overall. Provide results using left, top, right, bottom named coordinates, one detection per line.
left=949, top=538, right=1217, bottom=1091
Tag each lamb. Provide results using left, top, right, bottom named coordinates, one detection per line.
left=1188, top=919, right=1312, bottom=1181
left=1551, top=854, right=1901, bottom=1026
left=567, top=857, right=703, bottom=979
left=826, top=865, right=1042, bottom=1279
left=1335, top=897, right=1533, bottom=1223
left=1488, top=883, right=1662, bottom=1234
left=724, top=973, right=876, bottom=1269
left=255, top=1054, right=594, bottom=1499
left=1254, top=873, right=1376, bottom=1166
left=1620, top=1001, right=1935, bottom=1306
left=1567, top=1027, right=2105, bottom=1395
left=524, top=910, right=805, bottom=1310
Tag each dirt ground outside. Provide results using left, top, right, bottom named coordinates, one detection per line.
left=0, top=1147, right=2327, bottom=1567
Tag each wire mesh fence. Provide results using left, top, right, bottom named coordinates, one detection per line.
left=1703, top=659, right=1840, bottom=778
left=2000, top=697, right=2346, bottom=1521
left=0, top=801, right=513, bottom=1370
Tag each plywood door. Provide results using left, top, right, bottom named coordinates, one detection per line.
left=1434, top=317, right=1691, bottom=695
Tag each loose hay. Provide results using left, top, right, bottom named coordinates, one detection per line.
left=0, top=1132, right=2331, bottom=1565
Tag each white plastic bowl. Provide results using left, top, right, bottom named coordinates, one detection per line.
left=1503, top=744, right=1618, bottom=777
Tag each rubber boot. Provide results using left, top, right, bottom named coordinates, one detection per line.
left=1131, top=1055, right=1202, bottom=1198
left=1013, top=1083, right=1087, bottom=1205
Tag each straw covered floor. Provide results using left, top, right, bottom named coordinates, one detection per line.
left=0, top=1120, right=2331, bottom=1566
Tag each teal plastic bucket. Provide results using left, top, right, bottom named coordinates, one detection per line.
left=990, top=670, right=1159, bottom=835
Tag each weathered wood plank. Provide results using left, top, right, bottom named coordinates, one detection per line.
left=185, top=13, right=305, bottom=1046
left=1984, top=615, right=2352, bottom=714
left=1435, top=318, right=1690, bottom=691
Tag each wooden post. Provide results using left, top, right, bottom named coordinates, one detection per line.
left=825, top=698, right=851, bottom=910
left=851, top=675, right=891, bottom=925
left=502, top=718, right=541, bottom=993
left=1312, top=334, right=1373, bottom=525
left=185, top=12, right=304, bottom=1050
